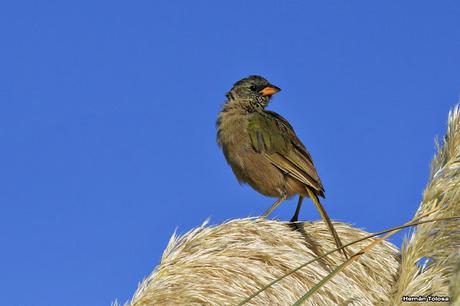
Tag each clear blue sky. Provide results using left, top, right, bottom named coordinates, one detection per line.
left=1, top=1, right=459, bottom=305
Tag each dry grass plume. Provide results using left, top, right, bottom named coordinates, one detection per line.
left=126, top=220, right=399, bottom=305
left=390, top=105, right=460, bottom=305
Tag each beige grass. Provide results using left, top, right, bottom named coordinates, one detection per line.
left=126, top=220, right=399, bottom=305
left=118, top=105, right=460, bottom=306
left=390, top=105, right=460, bottom=305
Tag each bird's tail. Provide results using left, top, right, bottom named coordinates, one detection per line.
left=306, top=188, right=349, bottom=259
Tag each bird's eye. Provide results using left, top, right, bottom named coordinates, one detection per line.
left=250, top=85, right=258, bottom=91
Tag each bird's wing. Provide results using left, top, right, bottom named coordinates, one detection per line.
left=247, top=111, right=325, bottom=195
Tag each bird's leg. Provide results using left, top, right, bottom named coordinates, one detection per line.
left=290, top=196, right=304, bottom=222
left=260, top=194, right=287, bottom=219
left=306, top=188, right=349, bottom=259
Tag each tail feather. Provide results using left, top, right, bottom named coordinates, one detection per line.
left=306, top=188, right=349, bottom=259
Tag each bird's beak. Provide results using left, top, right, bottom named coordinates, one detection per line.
left=259, top=85, right=281, bottom=97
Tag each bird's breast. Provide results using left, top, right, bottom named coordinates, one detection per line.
left=217, top=110, right=251, bottom=168
left=217, top=110, right=286, bottom=197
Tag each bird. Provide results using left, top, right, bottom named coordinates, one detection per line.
left=216, top=75, right=348, bottom=258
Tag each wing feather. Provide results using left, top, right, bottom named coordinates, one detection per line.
left=248, top=111, right=325, bottom=195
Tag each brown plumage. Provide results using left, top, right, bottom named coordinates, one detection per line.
left=216, top=75, right=347, bottom=257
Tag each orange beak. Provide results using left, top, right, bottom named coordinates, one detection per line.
left=259, top=85, right=281, bottom=97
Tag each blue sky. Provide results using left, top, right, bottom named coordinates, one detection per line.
left=1, top=1, right=459, bottom=305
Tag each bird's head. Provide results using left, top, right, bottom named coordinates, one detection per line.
left=225, top=75, right=281, bottom=110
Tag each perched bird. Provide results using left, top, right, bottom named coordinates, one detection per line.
left=216, top=75, right=347, bottom=258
